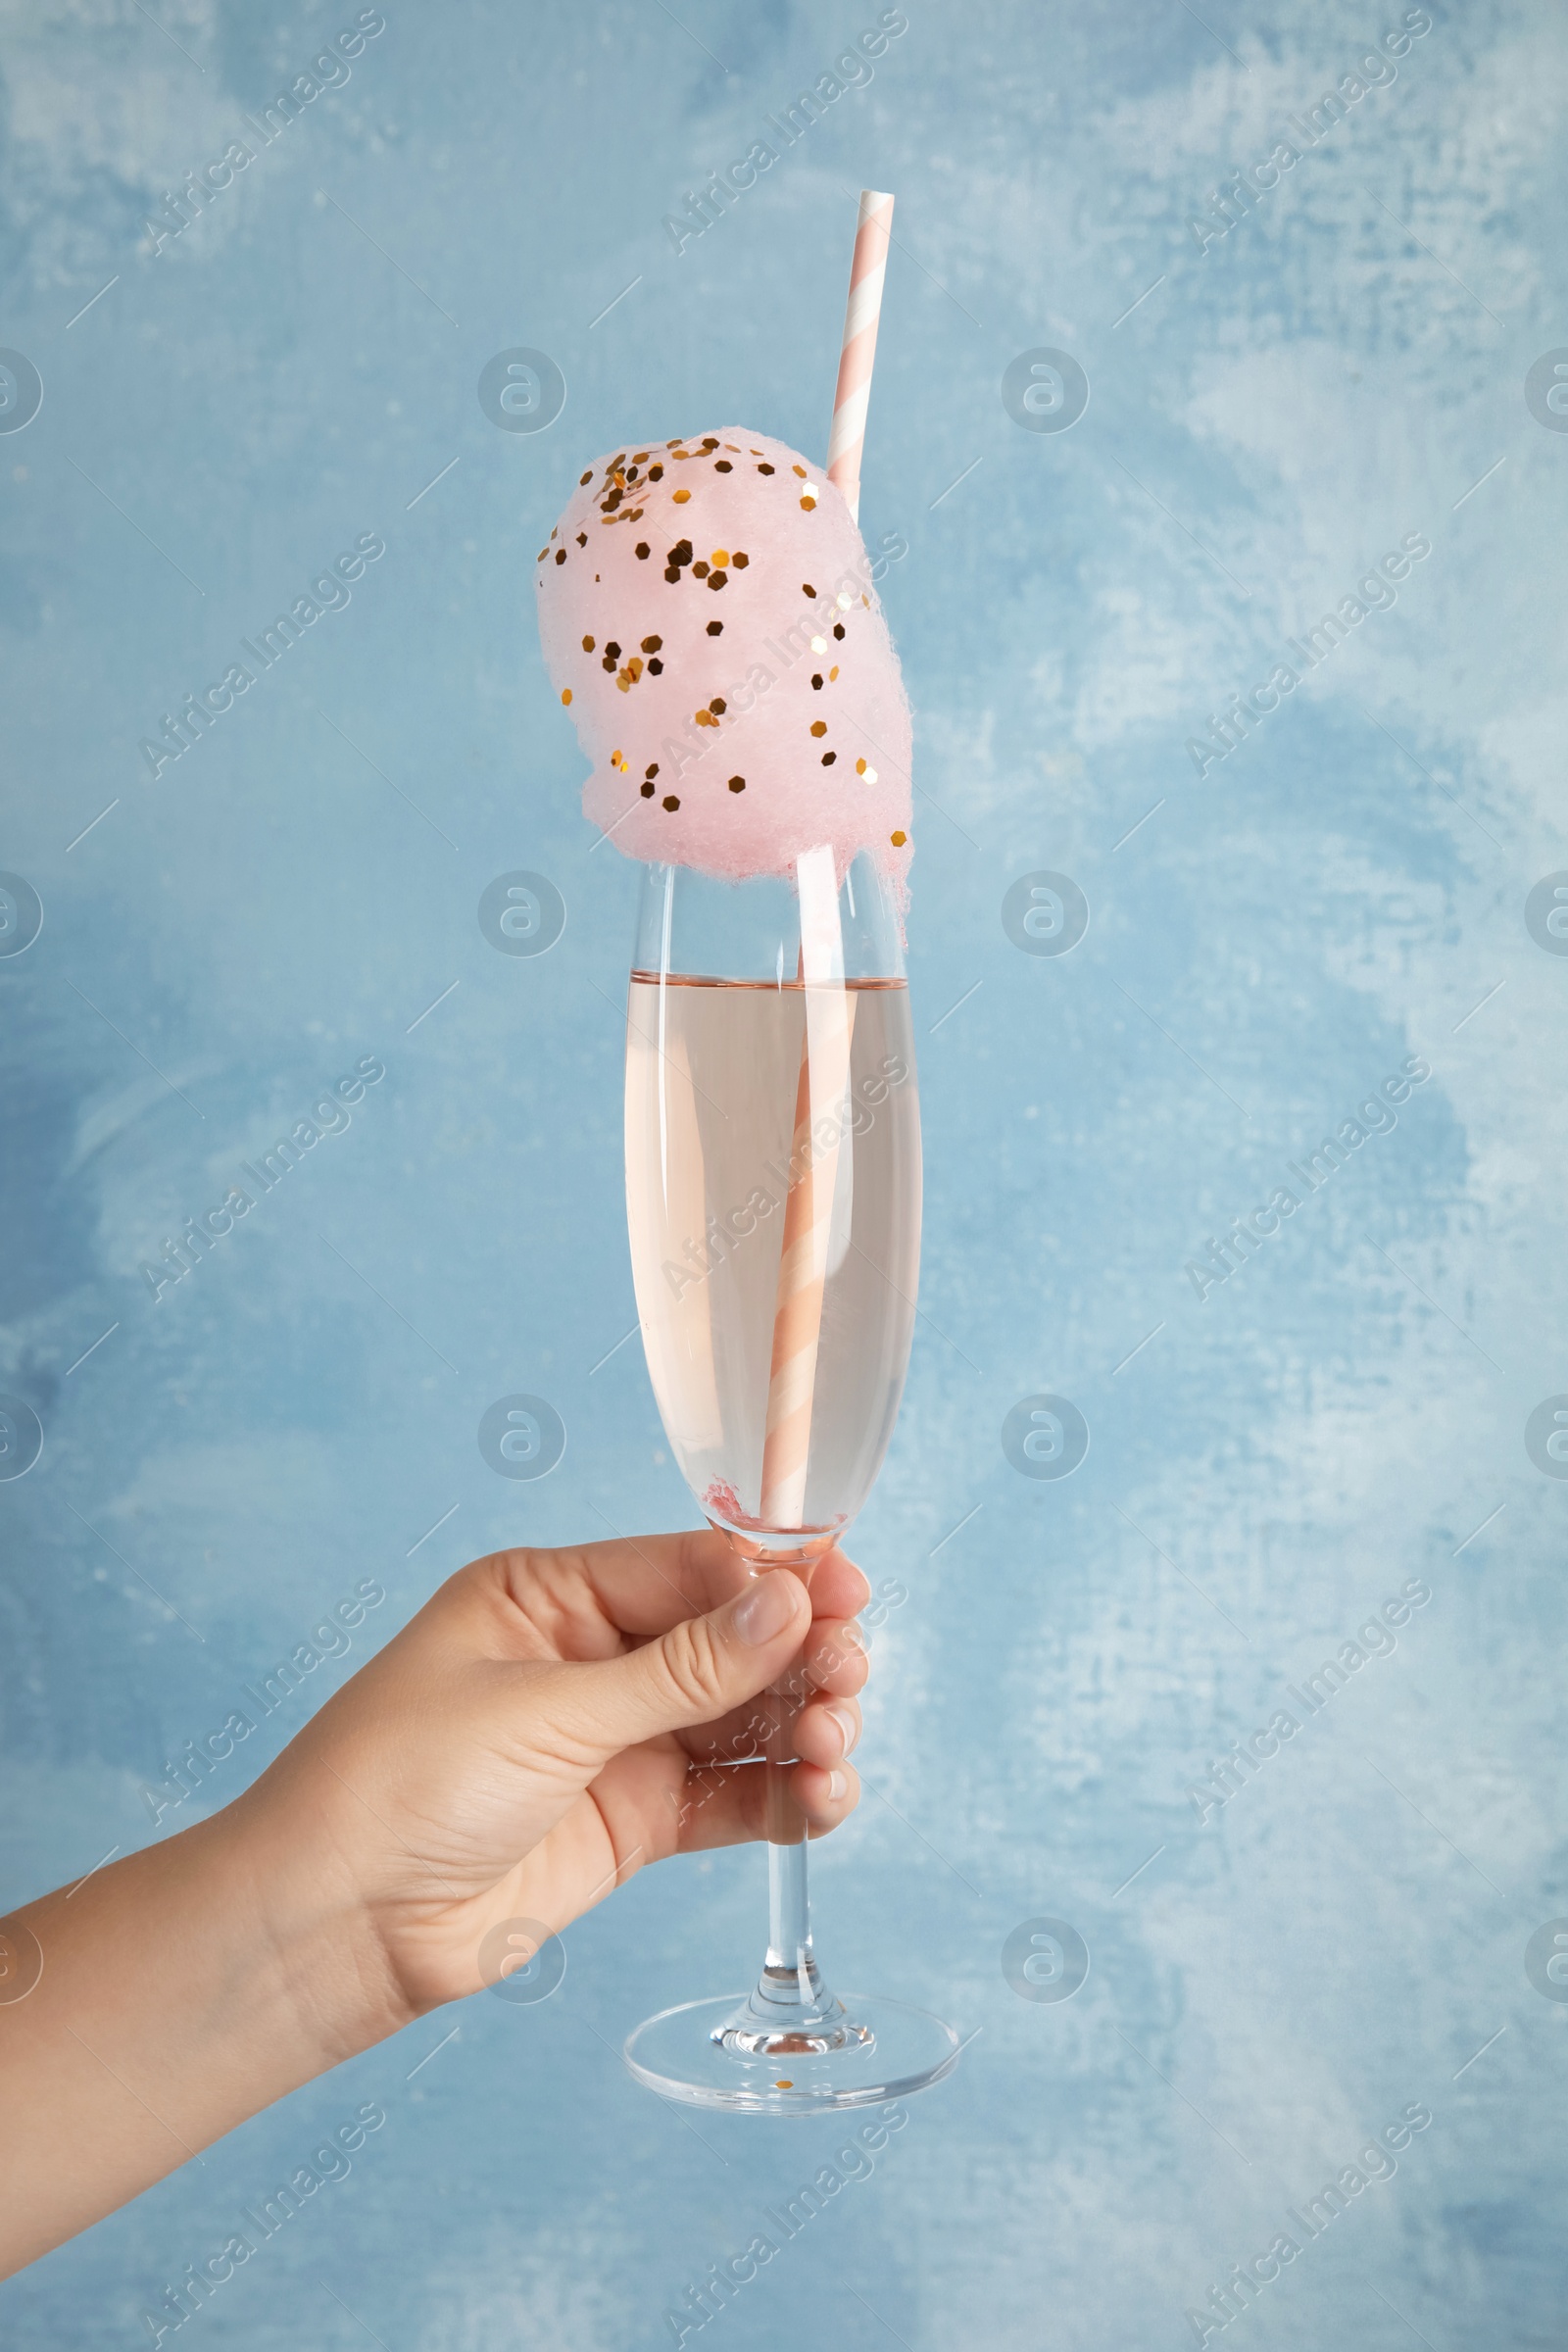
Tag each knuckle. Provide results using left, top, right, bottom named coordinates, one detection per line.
left=657, top=1617, right=728, bottom=1715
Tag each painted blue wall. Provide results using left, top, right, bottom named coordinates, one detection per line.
left=3, top=2, right=1565, bottom=2344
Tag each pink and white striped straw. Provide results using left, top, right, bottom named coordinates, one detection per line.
left=824, top=188, right=895, bottom=525
left=758, top=849, right=856, bottom=1533
left=756, top=193, right=896, bottom=1534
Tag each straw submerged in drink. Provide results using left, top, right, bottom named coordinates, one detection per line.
left=758, top=847, right=858, bottom=1532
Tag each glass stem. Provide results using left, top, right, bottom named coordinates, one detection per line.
left=766, top=1832, right=811, bottom=1982
left=764, top=1671, right=812, bottom=1993
left=710, top=1695, right=867, bottom=2051
left=706, top=1557, right=870, bottom=2054
left=762, top=1672, right=819, bottom=1999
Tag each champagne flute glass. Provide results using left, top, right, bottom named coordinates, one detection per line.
left=620, top=845, right=959, bottom=2113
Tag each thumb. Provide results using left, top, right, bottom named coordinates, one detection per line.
left=552, top=1570, right=811, bottom=1758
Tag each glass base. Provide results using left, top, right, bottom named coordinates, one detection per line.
left=623, top=1991, right=961, bottom=2114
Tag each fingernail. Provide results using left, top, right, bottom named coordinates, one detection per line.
left=732, top=1573, right=801, bottom=1647
left=826, top=1770, right=848, bottom=1801
left=825, top=1702, right=858, bottom=1757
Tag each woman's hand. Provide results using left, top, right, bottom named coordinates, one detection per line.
left=0, top=1532, right=869, bottom=2275
left=243, top=1531, right=869, bottom=2023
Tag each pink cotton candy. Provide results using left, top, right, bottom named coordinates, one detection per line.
left=534, top=428, right=912, bottom=889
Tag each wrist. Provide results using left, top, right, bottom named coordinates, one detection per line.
left=0, top=1794, right=408, bottom=2276
left=218, top=1776, right=419, bottom=2069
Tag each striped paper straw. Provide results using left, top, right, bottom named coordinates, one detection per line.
left=758, top=847, right=856, bottom=1531
left=755, top=194, right=896, bottom=1533
left=824, top=188, right=895, bottom=525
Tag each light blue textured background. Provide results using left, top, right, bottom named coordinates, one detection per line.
left=3, top=2, right=1566, bottom=2344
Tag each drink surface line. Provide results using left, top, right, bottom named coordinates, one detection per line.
left=629, top=973, right=906, bottom=991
